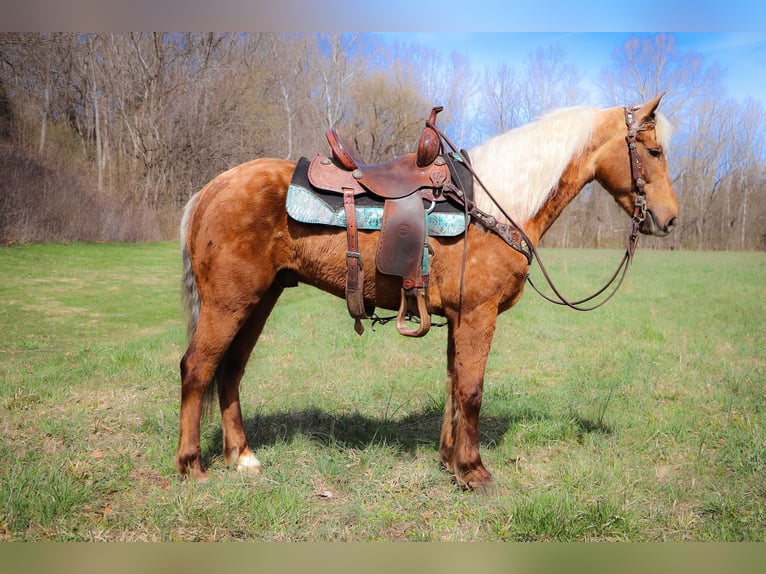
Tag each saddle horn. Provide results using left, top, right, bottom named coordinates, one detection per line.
left=417, top=106, right=444, bottom=168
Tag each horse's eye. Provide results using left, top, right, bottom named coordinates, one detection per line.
left=648, top=147, right=663, bottom=158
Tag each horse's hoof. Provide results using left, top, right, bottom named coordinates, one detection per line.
left=176, top=454, right=209, bottom=482
left=458, top=468, right=496, bottom=495
left=181, top=466, right=210, bottom=483
left=468, top=478, right=497, bottom=496
left=235, top=452, right=262, bottom=473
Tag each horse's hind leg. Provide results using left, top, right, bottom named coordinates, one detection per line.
left=216, top=283, right=283, bottom=472
left=176, top=303, right=248, bottom=481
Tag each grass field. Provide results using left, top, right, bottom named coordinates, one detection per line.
left=0, top=242, right=764, bottom=541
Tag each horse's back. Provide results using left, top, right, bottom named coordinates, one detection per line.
left=187, top=158, right=295, bottom=242
left=195, top=157, right=294, bottom=213
left=183, top=158, right=299, bottom=296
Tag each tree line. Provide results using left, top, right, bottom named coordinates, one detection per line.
left=0, top=32, right=763, bottom=249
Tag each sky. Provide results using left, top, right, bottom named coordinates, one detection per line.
left=4, top=1, right=765, bottom=36
left=377, top=33, right=766, bottom=109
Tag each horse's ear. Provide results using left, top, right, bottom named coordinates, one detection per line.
left=637, top=93, right=664, bottom=122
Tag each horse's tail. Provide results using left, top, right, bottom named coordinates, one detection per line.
left=179, top=192, right=218, bottom=413
left=180, top=192, right=201, bottom=342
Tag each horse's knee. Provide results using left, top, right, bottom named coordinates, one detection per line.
left=456, top=384, right=483, bottom=415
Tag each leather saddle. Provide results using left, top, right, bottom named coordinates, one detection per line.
left=306, top=106, right=450, bottom=337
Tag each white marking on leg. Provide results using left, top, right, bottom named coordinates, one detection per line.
left=236, top=452, right=261, bottom=472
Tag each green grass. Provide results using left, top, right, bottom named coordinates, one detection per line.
left=0, top=243, right=764, bottom=541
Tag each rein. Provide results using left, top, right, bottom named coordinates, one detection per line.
left=429, top=105, right=653, bottom=312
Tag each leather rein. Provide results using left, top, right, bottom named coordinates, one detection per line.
left=429, top=105, right=655, bottom=312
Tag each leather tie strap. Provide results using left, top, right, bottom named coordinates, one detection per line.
left=342, top=189, right=367, bottom=335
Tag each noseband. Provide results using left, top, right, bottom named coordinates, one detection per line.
left=429, top=105, right=659, bottom=312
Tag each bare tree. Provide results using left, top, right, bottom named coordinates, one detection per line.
left=705, top=97, right=766, bottom=250
left=390, top=43, right=481, bottom=147
left=478, top=63, right=522, bottom=135
left=520, top=45, right=584, bottom=121
left=599, top=34, right=725, bottom=119
left=306, top=33, right=364, bottom=130
left=345, top=68, right=431, bottom=161
left=478, top=43, right=584, bottom=142
left=733, top=98, right=766, bottom=250
left=1, top=32, right=763, bottom=249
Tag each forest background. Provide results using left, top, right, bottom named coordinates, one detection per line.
left=1, top=32, right=764, bottom=250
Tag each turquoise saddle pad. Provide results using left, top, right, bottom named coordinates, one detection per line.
left=286, top=155, right=473, bottom=237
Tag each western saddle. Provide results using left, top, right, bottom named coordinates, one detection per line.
left=307, top=106, right=452, bottom=337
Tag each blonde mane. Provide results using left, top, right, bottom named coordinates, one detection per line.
left=467, top=106, right=597, bottom=226
left=467, top=106, right=674, bottom=227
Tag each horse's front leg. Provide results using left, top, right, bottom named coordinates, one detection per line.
left=440, top=307, right=497, bottom=491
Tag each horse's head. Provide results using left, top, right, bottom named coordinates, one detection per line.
left=594, top=95, right=678, bottom=237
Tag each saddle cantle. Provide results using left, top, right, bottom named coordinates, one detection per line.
left=306, top=106, right=451, bottom=337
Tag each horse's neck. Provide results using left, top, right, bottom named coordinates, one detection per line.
left=468, top=107, right=600, bottom=245
left=469, top=135, right=599, bottom=246
left=524, top=155, right=597, bottom=244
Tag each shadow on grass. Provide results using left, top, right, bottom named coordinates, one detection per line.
left=240, top=405, right=449, bottom=452
left=570, top=414, right=613, bottom=437
left=203, top=401, right=613, bottom=467
left=206, top=403, right=462, bottom=463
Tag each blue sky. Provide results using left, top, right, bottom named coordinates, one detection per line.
left=377, top=33, right=766, bottom=109
left=5, top=1, right=765, bottom=37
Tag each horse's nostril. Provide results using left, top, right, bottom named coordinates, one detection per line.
left=665, top=217, right=678, bottom=233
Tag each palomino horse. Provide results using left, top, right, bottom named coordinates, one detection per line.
left=175, top=95, right=678, bottom=490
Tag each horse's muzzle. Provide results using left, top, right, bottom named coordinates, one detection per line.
left=641, top=210, right=678, bottom=237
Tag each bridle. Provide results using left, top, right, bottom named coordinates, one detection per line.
left=624, top=105, right=655, bottom=256
left=429, top=105, right=658, bottom=312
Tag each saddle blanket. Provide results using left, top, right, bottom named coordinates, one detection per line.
left=286, top=153, right=474, bottom=237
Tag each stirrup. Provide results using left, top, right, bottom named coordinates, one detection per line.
left=396, top=287, right=431, bottom=337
